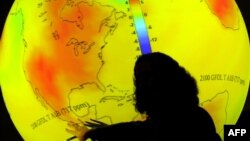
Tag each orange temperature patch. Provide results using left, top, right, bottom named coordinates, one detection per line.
left=206, top=0, right=238, bottom=29
left=201, top=92, right=228, bottom=131
left=26, top=51, right=64, bottom=110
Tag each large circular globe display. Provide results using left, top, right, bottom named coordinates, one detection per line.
left=0, top=0, right=249, bottom=140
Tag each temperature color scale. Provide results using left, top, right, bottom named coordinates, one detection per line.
left=129, top=0, right=152, bottom=54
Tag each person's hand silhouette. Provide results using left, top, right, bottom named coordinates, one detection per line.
left=66, top=119, right=88, bottom=141
left=84, top=119, right=108, bottom=129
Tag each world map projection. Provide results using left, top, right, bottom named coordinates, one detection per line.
left=0, top=0, right=249, bottom=140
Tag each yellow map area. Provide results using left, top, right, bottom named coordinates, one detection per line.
left=0, top=0, right=249, bottom=140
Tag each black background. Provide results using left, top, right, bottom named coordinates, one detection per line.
left=0, top=0, right=249, bottom=140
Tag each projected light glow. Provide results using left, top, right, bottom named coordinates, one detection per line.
left=129, top=0, right=152, bottom=54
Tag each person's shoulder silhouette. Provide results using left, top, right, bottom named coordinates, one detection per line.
left=66, top=52, right=222, bottom=141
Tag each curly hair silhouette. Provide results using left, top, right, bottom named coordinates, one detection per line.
left=134, top=52, right=199, bottom=119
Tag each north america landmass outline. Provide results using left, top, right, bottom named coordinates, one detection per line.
left=5, top=0, right=241, bottom=136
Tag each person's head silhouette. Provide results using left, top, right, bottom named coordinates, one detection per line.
left=133, top=52, right=199, bottom=119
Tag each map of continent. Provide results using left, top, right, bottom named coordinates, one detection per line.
left=0, top=0, right=249, bottom=140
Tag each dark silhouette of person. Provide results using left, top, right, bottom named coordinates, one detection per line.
left=66, top=52, right=222, bottom=141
